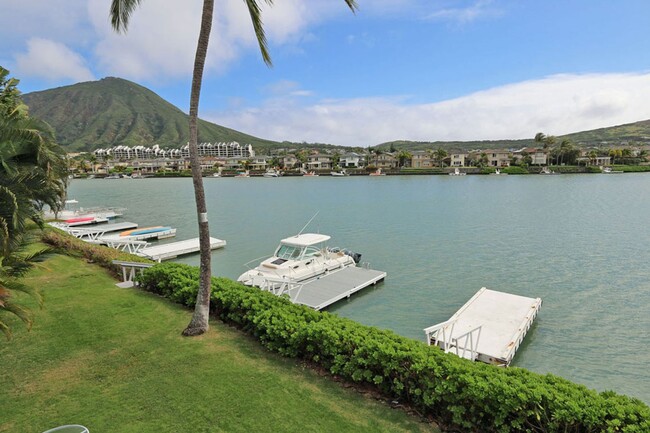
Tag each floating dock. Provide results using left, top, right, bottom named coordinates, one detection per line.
left=424, top=288, right=541, bottom=366
left=137, top=237, right=227, bottom=261
left=266, top=266, right=386, bottom=310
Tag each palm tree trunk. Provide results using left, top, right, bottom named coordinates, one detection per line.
left=182, top=0, right=214, bottom=337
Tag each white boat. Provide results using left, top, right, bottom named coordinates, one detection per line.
left=302, top=171, right=319, bottom=177
left=540, top=167, right=556, bottom=175
left=105, top=174, right=121, bottom=179
left=235, top=171, right=250, bottom=178
left=238, top=233, right=361, bottom=290
left=491, top=168, right=507, bottom=175
left=602, top=166, right=623, bottom=174
left=263, top=169, right=280, bottom=178
left=369, top=168, right=386, bottom=176
left=449, top=167, right=466, bottom=176
left=330, top=169, right=349, bottom=177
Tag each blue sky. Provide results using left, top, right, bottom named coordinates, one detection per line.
left=2, top=0, right=650, bottom=146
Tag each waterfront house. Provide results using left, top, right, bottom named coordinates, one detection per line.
left=411, top=151, right=434, bottom=168
left=306, top=154, right=333, bottom=170
left=340, top=152, right=364, bottom=168
left=483, top=149, right=511, bottom=167
left=375, top=153, right=398, bottom=169
left=513, top=147, right=548, bottom=166
left=449, top=152, right=468, bottom=167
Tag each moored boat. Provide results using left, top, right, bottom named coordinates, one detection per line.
left=120, top=226, right=169, bottom=237
left=449, top=168, right=466, bottom=176
left=330, top=169, right=349, bottom=176
left=238, top=233, right=361, bottom=289
left=369, top=168, right=386, bottom=176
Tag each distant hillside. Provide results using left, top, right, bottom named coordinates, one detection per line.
left=377, top=120, right=650, bottom=152
left=22, top=77, right=281, bottom=152
left=562, top=119, right=650, bottom=145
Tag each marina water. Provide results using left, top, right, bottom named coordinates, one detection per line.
left=69, top=174, right=650, bottom=403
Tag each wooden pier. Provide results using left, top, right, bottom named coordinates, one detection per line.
left=137, top=237, right=227, bottom=261
left=260, top=266, right=386, bottom=310
left=424, top=288, right=541, bottom=366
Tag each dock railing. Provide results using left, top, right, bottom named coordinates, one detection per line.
left=424, top=319, right=482, bottom=361
left=102, top=238, right=149, bottom=255
left=257, top=276, right=304, bottom=300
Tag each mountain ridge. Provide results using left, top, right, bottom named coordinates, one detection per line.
left=22, top=77, right=281, bottom=152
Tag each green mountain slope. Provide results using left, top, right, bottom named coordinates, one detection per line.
left=22, top=77, right=280, bottom=152
left=377, top=119, right=650, bottom=152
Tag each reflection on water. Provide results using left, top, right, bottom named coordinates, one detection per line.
left=68, top=173, right=650, bottom=402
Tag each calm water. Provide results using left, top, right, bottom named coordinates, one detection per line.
left=69, top=174, right=650, bottom=403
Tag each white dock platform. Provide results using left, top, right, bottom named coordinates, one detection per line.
left=279, top=266, right=386, bottom=310
left=424, top=288, right=541, bottom=366
left=137, top=237, right=226, bottom=261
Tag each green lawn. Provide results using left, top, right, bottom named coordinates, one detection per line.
left=1, top=253, right=439, bottom=433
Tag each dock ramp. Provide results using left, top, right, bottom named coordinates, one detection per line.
left=260, top=266, right=386, bottom=310
left=424, top=288, right=541, bottom=366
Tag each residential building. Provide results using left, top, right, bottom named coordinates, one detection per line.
left=411, top=151, right=433, bottom=168
left=449, top=152, right=468, bottom=167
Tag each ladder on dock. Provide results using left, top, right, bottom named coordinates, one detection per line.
left=424, top=288, right=542, bottom=366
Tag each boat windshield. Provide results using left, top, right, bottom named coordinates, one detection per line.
left=275, top=244, right=303, bottom=260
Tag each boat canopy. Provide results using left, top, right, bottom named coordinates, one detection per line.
left=280, top=233, right=331, bottom=247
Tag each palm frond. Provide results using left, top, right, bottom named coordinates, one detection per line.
left=110, top=0, right=144, bottom=33
left=343, top=0, right=358, bottom=12
left=243, top=0, right=274, bottom=67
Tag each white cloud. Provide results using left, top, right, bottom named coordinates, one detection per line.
left=425, top=0, right=499, bottom=24
left=211, top=72, right=650, bottom=146
left=83, top=0, right=360, bottom=81
left=14, top=38, right=95, bottom=83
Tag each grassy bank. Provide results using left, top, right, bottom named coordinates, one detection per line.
left=0, top=251, right=438, bottom=433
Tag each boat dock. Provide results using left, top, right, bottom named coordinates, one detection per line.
left=262, top=266, right=386, bottom=310
left=137, top=237, right=227, bottom=261
left=424, top=288, right=542, bottom=366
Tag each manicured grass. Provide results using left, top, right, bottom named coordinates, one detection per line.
left=0, top=252, right=439, bottom=433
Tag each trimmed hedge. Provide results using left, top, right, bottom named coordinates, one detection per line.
left=136, top=263, right=650, bottom=432
left=41, top=227, right=153, bottom=277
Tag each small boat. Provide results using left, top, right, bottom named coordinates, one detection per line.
left=263, top=169, right=281, bottom=178
left=303, top=171, right=319, bottom=177
left=238, top=233, right=361, bottom=289
left=449, top=168, right=466, bottom=176
left=212, top=172, right=221, bottom=178
left=490, top=168, right=507, bottom=175
left=602, top=167, right=623, bottom=174
left=369, top=168, right=386, bottom=176
left=540, top=167, right=556, bottom=175
left=235, top=171, right=250, bottom=178
left=65, top=216, right=96, bottom=224
left=120, top=226, right=169, bottom=237
left=105, top=174, right=121, bottom=179
left=330, top=169, right=349, bottom=176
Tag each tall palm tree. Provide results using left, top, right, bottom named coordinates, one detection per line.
left=435, top=148, right=447, bottom=168
left=110, top=0, right=358, bottom=336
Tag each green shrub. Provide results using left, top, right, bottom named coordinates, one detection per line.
left=585, top=166, right=603, bottom=173
left=136, top=263, right=650, bottom=432
left=502, top=166, right=528, bottom=175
